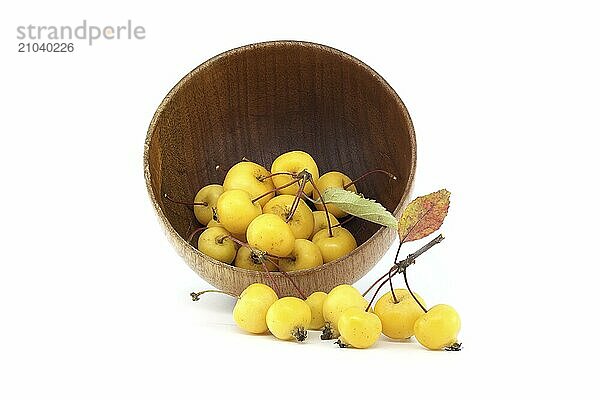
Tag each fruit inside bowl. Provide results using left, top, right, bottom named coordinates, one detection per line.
left=144, top=41, right=416, bottom=296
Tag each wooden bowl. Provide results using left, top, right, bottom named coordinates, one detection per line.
left=144, top=41, right=416, bottom=296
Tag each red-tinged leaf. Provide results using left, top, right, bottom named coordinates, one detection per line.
left=398, top=189, right=450, bottom=243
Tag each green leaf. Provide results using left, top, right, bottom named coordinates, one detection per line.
left=318, top=187, right=398, bottom=229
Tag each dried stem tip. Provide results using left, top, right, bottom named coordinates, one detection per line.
left=292, top=327, right=308, bottom=342
left=320, top=323, right=335, bottom=340
left=295, top=169, right=312, bottom=181
left=190, top=289, right=234, bottom=301
left=445, top=342, right=463, bottom=351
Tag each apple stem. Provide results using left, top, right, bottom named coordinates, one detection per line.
left=365, top=264, right=398, bottom=311
left=386, top=240, right=405, bottom=302
left=190, top=289, right=237, bottom=301
left=187, top=226, right=209, bottom=244
left=402, top=269, right=427, bottom=313
left=300, top=193, right=317, bottom=204
left=389, top=267, right=399, bottom=303
left=265, top=258, right=307, bottom=300
left=266, top=254, right=295, bottom=261
left=251, top=177, right=301, bottom=203
left=285, top=177, right=308, bottom=223
left=222, top=235, right=272, bottom=262
left=223, top=235, right=248, bottom=248
left=308, top=176, right=334, bottom=237
left=362, top=273, right=387, bottom=298
left=258, top=171, right=296, bottom=182
left=394, top=241, right=404, bottom=264
left=260, top=261, right=281, bottom=294
left=164, top=193, right=208, bottom=207
left=331, top=215, right=355, bottom=228
left=343, top=169, right=397, bottom=190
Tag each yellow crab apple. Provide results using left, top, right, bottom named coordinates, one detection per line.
left=312, top=227, right=357, bottom=263
left=278, top=239, right=324, bottom=272
left=270, top=151, right=319, bottom=196
left=374, top=289, right=426, bottom=339
left=223, top=161, right=275, bottom=206
left=197, top=226, right=236, bottom=264
left=246, top=214, right=295, bottom=257
left=216, top=189, right=262, bottom=235
left=311, top=211, right=339, bottom=239
left=192, top=184, right=224, bottom=225
left=313, top=171, right=357, bottom=218
left=263, top=195, right=314, bottom=239
left=234, top=246, right=277, bottom=272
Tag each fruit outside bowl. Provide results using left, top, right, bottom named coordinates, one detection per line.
left=144, top=41, right=416, bottom=296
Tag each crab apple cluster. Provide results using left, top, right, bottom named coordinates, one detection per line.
left=228, top=282, right=381, bottom=348
left=371, top=288, right=462, bottom=350
left=178, top=152, right=462, bottom=351
left=172, top=150, right=365, bottom=271
left=224, top=280, right=460, bottom=350
left=232, top=283, right=312, bottom=342
left=186, top=174, right=463, bottom=351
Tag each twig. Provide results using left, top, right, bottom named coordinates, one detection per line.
left=400, top=234, right=445, bottom=266
left=364, top=234, right=445, bottom=310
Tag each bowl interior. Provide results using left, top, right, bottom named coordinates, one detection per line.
left=146, top=41, right=415, bottom=251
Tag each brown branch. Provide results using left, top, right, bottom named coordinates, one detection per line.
left=364, top=234, right=445, bottom=309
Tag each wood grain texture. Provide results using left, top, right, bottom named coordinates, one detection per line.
left=144, top=41, right=417, bottom=296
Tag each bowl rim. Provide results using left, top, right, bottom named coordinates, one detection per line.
left=143, top=40, right=417, bottom=277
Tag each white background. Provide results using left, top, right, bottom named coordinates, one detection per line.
left=2, top=1, right=598, bottom=398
